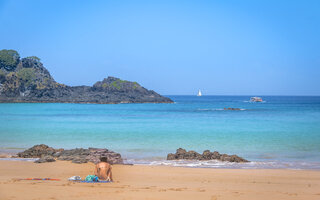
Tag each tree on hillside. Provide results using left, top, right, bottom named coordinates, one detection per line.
left=0, top=49, right=20, bottom=71
left=26, top=56, right=41, bottom=61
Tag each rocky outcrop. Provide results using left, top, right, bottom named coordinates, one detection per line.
left=0, top=49, right=173, bottom=104
left=17, top=144, right=123, bottom=164
left=17, top=144, right=63, bottom=158
left=167, top=148, right=249, bottom=163
left=56, top=148, right=123, bottom=164
left=35, top=155, right=56, bottom=163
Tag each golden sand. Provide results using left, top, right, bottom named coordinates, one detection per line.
left=0, top=160, right=319, bottom=200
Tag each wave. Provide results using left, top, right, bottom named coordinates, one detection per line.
left=197, top=108, right=223, bottom=111
left=196, top=108, right=246, bottom=111
left=2, top=157, right=319, bottom=170
left=124, top=159, right=320, bottom=170
left=0, top=157, right=38, bottom=162
left=243, top=101, right=267, bottom=103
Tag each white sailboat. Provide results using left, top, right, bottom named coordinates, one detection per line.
left=197, top=89, right=202, bottom=96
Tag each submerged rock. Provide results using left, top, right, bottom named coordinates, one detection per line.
left=167, top=148, right=249, bottom=163
left=18, top=144, right=123, bottom=164
left=224, top=108, right=241, bottom=111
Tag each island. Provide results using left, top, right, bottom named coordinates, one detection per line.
left=0, top=49, right=173, bottom=104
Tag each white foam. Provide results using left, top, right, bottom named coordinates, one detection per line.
left=124, top=159, right=320, bottom=169
left=197, top=108, right=245, bottom=111
left=0, top=157, right=38, bottom=162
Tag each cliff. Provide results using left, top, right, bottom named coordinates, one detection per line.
left=0, top=49, right=173, bottom=104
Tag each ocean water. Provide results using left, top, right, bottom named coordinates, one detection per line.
left=1, top=96, right=320, bottom=169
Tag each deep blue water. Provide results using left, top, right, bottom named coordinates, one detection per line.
left=1, top=96, right=320, bottom=169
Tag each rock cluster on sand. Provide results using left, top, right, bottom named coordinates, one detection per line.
left=17, top=144, right=63, bottom=158
left=35, top=155, right=56, bottom=163
left=57, top=148, right=123, bottom=164
left=17, top=144, right=123, bottom=164
left=167, top=148, right=249, bottom=163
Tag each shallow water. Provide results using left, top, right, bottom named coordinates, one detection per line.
left=0, top=96, right=320, bottom=169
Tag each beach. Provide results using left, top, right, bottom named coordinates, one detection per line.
left=1, top=0, right=320, bottom=199
left=0, top=160, right=319, bottom=200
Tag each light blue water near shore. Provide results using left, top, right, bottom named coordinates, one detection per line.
left=1, top=96, right=320, bottom=169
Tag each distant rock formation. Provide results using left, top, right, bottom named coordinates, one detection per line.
left=0, top=49, right=173, bottom=104
left=167, top=148, right=249, bottom=163
left=224, top=108, right=241, bottom=111
left=17, top=144, right=123, bottom=164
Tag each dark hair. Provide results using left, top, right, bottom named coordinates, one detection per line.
left=100, top=156, right=108, bottom=162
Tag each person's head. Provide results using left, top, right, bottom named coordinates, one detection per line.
left=100, top=156, right=108, bottom=163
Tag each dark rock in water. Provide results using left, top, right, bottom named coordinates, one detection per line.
left=167, top=153, right=176, bottom=160
left=212, top=151, right=221, bottom=159
left=184, top=150, right=202, bottom=160
left=0, top=49, right=173, bottom=104
left=167, top=148, right=202, bottom=160
left=18, top=144, right=123, bottom=164
left=167, top=148, right=249, bottom=163
left=35, top=155, right=56, bottom=163
left=224, top=108, right=241, bottom=111
left=202, top=150, right=212, bottom=160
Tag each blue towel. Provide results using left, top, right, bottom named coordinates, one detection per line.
left=80, top=180, right=111, bottom=183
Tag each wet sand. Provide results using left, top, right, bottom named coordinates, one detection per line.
left=0, top=160, right=319, bottom=200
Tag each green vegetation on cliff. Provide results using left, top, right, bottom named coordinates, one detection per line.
left=111, top=80, right=121, bottom=89
left=0, top=50, right=20, bottom=71
left=133, top=82, right=138, bottom=89
left=17, top=68, right=36, bottom=87
left=0, top=70, right=5, bottom=83
left=25, top=56, right=41, bottom=61
left=108, top=79, right=139, bottom=90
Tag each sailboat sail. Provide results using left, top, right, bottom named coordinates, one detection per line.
left=197, top=90, right=202, bottom=96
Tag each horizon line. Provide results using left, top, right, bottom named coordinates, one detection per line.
left=164, top=94, right=320, bottom=97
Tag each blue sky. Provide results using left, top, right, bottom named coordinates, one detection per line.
left=0, top=0, right=319, bottom=95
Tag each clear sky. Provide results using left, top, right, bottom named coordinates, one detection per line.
left=0, top=0, right=319, bottom=95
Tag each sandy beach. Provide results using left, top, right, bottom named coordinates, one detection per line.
left=1, top=0, right=320, bottom=199
left=0, top=160, right=319, bottom=200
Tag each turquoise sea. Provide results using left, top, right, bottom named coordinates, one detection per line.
left=1, top=96, right=320, bottom=169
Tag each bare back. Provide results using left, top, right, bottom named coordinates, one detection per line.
left=94, top=162, right=113, bottom=181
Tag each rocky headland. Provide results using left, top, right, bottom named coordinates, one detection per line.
left=0, top=49, right=173, bottom=104
left=17, top=144, right=123, bottom=164
left=167, top=148, right=249, bottom=163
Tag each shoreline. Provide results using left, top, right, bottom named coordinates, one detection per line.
left=2, top=156, right=320, bottom=170
left=1, top=160, right=320, bottom=200
left=2, top=144, right=320, bottom=170
left=1, top=147, right=320, bottom=170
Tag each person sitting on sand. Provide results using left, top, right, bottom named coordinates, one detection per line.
left=94, top=156, right=113, bottom=181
